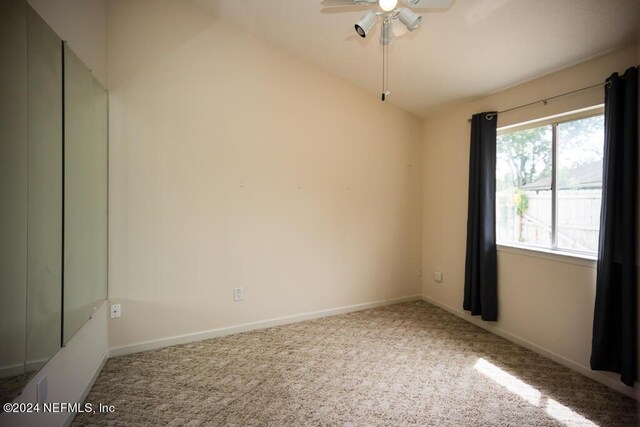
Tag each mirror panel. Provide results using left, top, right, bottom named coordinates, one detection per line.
left=63, top=45, right=108, bottom=344
left=1, top=0, right=107, bottom=404
left=0, top=0, right=29, bottom=404
left=25, top=5, right=62, bottom=375
left=0, top=0, right=108, bottom=403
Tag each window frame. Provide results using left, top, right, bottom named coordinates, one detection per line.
left=496, top=105, right=605, bottom=260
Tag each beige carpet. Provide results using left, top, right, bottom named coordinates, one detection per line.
left=74, top=301, right=637, bottom=426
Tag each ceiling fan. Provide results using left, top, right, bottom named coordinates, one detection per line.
left=321, top=0, right=454, bottom=101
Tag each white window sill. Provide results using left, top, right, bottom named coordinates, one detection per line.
left=497, top=243, right=597, bottom=268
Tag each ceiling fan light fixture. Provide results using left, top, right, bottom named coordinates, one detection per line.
left=323, top=0, right=455, bottom=103
left=398, top=8, right=422, bottom=31
left=379, top=0, right=398, bottom=12
left=354, top=11, right=377, bottom=38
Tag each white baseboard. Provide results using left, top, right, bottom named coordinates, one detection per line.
left=0, top=363, right=27, bottom=379
left=62, top=349, right=109, bottom=427
left=109, top=295, right=422, bottom=358
left=421, top=295, right=639, bottom=401
left=107, top=294, right=637, bottom=401
left=0, top=358, right=49, bottom=379
left=25, top=358, right=49, bottom=374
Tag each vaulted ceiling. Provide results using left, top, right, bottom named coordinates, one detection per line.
left=200, top=0, right=639, bottom=117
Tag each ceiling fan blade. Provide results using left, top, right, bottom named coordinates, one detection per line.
left=321, top=0, right=376, bottom=6
left=401, top=0, right=454, bottom=9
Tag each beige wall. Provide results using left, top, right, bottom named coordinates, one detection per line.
left=27, top=0, right=107, bottom=86
left=107, top=0, right=423, bottom=348
left=421, top=44, right=639, bottom=395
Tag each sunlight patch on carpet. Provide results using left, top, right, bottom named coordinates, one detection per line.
left=474, top=358, right=598, bottom=427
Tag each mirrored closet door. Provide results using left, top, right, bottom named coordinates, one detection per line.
left=0, top=0, right=62, bottom=405
left=0, top=0, right=107, bottom=406
left=63, top=44, right=108, bottom=344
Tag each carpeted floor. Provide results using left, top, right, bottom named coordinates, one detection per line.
left=74, top=301, right=638, bottom=426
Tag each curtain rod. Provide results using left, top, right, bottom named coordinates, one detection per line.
left=466, top=81, right=611, bottom=122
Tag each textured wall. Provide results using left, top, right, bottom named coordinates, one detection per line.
left=107, top=0, right=423, bottom=348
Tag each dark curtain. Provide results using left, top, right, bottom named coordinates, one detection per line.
left=591, top=66, right=638, bottom=387
left=464, top=112, right=498, bottom=321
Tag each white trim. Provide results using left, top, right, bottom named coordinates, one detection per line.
left=62, top=349, right=109, bottom=427
left=497, top=243, right=597, bottom=268
left=109, top=295, right=422, bottom=358
left=0, top=363, right=28, bottom=379
left=498, top=104, right=604, bottom=133
left=421, top=295, right=639, bottom=401
left=0, top=358, right=53, bottom=379
left=24, top=358, right=49, bottom=374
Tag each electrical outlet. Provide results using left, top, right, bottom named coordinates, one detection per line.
left=234, top=287, right=244, bottom=302
left=417, top=267, right=423, bottom=277
left=110, top=303, right=121, bottom=318
left=434, top=271, right=443, bottom=283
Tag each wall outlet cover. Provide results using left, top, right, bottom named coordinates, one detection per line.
left=234, top=287, right=244, bottom=302
left=110, top=303, right=121, bottom=318
left=434, top=271, right=443, bottom=283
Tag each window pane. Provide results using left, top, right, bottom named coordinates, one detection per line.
left=496, top=125, right=552, bottom=247
left=557, top=115, right=604, bottom=253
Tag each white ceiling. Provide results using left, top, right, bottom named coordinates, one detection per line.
left=206, top=0, right=639, bottom=117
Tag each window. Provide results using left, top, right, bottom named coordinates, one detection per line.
left=496, top=108, right=604, bottom=256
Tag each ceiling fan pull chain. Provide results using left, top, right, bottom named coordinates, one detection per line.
left=385, top=40, right=389, bottom=98
left=382, top=42, right=386, bottom=100
left=381, top=43, right=390, bottom=101
left=381, top=19, right=391, bottom=101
